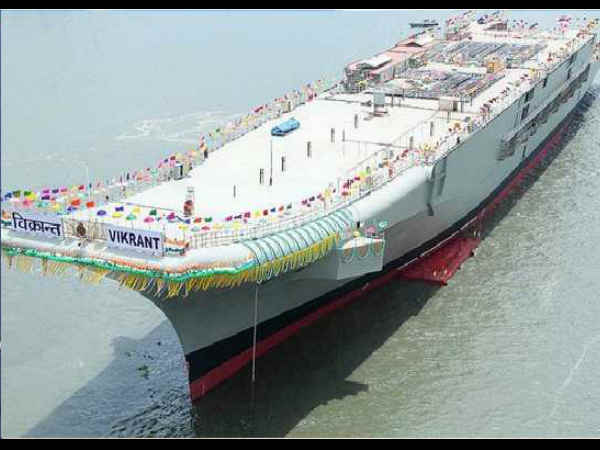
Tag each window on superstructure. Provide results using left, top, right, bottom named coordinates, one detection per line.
left=543, top=77, right=548, bottom=88
left=530, top=121, right=537, bottom=134
left=567, top=68, right=572, bottom=80
left=525, top=89, right=534, bottom=103
left=521, top=104, right=530, bottom=121
left=582, top=64, right=590, bottom=82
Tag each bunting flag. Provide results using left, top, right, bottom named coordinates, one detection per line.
left=2, top=231, right=340, bottom=295
left=1, top=69, right=416, bottom=244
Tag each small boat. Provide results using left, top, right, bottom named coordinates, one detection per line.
left=410, top=19, right=438, bottom=28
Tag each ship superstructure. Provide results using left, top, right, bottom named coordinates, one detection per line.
left=2, top=12, right=599, bottom=400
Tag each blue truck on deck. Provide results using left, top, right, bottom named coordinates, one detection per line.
left=271, top=118, right=300, bottom=136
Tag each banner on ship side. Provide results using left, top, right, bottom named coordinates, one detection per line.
left=4, top=210, right=63, bottom=239
left=105, top=224, right=164, bottom=256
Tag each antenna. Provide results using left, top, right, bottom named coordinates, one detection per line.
left=269, top=140, right=273, bottom=186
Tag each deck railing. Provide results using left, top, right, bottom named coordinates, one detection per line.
left=169, top=32, right=598, bottom=249
left=4, top=26, right=596, bottom=253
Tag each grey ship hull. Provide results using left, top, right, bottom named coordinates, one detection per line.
left=142, top=45, right=599, bottom=400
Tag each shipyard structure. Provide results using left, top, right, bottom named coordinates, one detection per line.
left=2, top=12, right=600, bottom=401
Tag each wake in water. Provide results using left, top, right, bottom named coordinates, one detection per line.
left=115, top=110, right=242, bottom=145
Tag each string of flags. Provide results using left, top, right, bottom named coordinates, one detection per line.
left=2, top=16, right=597, bottom=249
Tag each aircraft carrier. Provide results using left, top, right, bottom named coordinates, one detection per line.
left=2, top=11, right=599, bottom=401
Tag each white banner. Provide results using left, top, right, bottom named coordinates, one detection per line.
left=105, top=224, right=164, bottom=256
left=5, top=210, right=63, bottom=239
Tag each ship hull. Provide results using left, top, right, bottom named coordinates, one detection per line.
left=141, top=54, right=599, bottom=400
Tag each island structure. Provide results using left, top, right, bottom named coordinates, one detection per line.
left=2, top=12, right=600, bottom=401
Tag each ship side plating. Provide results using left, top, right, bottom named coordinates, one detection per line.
left=142, top=36, right=599, bottom=398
